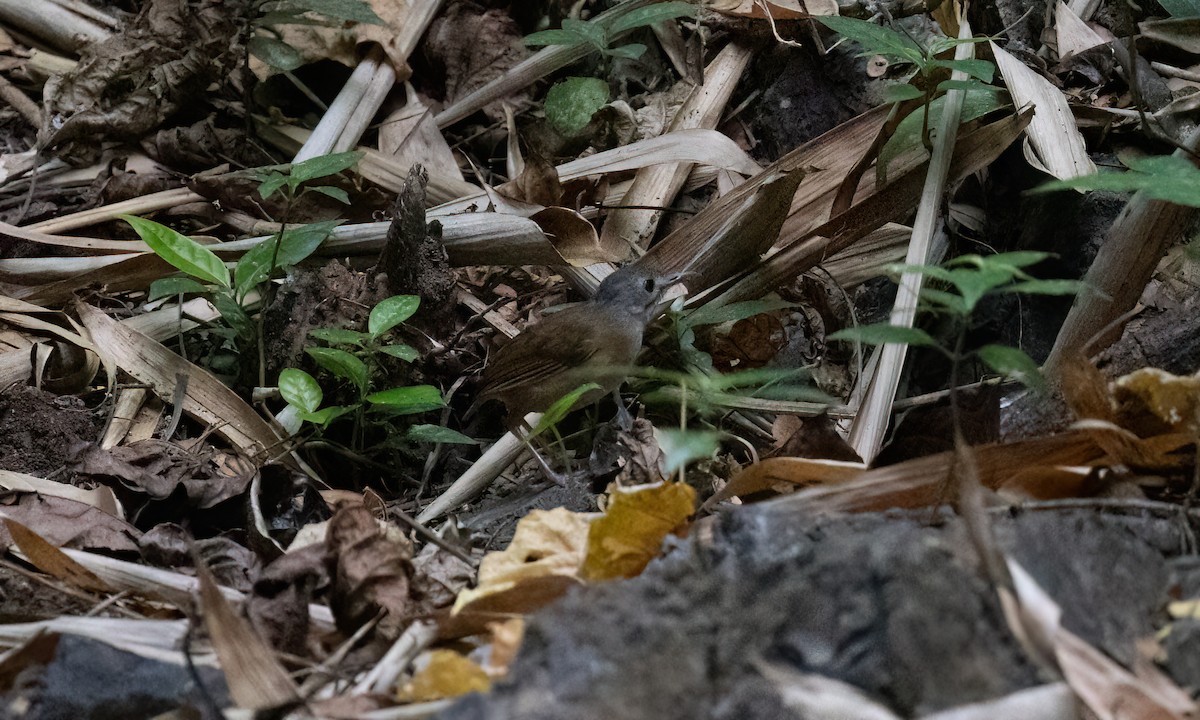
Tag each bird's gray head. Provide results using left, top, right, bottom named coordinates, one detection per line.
left=593, top=266, right=684, bottom=323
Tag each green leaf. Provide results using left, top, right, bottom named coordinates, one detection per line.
left=929, top=57, right=995, bottom=82
left=919, top=287, right=967, bottom=315
left=937, top=78, right=1001, bottom=93
left=683, top=299, right=796, bottom=328
left=545, top=77, right=609, bottom=136
left=883, top=83, right=924, bottom=103
left=122, top=215, right=230, bottom=288
left=369, top=295, right=420, bottom=337
left=309, top=328, right=369, bottom=345
left=406, top=424, right=479, bottom=445
left=271, top=0, right=383, bottom=24
left=366, top=385, right=444, bottom=414
left=212, top=292, right=254, bottom=341
left=1002, top=279, right=1084, bottom=296
left=257, top=172, right=288, bottom=199
left=562, top=17, right=608, bottom=50
left=523, top=28, right=581, bottom=47
left=1033, top=154, right=1200, bottom=207
left=301, top=405, right=354, bottom=426
left=976, top=344, right=1044, bottom=390
left=279, top=368, right=322, bottom=413
left=817, top=15, right=925, bottom=65
left=306, top=185, right=350, bottom=204
left=605, top=43, right=647, bottom=60
left=288, top=151, right=364, bottom=184
left=971, top=251, right=1052, bottom=269
left=531, top=382, right=602, bottom=438
left=234, top=219, right=342, bottom=296
left=306, top=347, right=368, bottom=393
left=609, top=1, right=696, bottom=33
left=828, top=323, right=938, bottom=347
left=878, top=89, right=1006, bottom=179
left=248, top=35, right=304, bottom=71
left=658, top=428, right=719, bottom=473
left=378, top=344, right=420, bottom=362
left=148, top=277, right=210, bottom=301
left=944, top=266, right=1017, bottom=313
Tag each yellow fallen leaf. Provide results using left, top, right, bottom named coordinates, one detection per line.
left=581, top=482, right=696, bottom=581
left=395, top=650, right=490, bottom=702
left=1115, top=367, right=1200, bottom=435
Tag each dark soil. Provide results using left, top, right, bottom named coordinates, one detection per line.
left=440, top=505, right=1195, bottom=719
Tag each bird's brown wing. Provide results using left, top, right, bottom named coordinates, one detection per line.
left=480, top=307, right=602, bottom=398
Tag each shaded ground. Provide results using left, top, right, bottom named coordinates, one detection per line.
left=442, top=505, right=1196, bottom=719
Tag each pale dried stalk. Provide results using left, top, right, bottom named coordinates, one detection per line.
left=0, top=0, right=110, bottom=51
left=847, top=19, right=976, bottom=463
left=295, top=45, right=391, bottom=162
left=599, top=41, right=754, bottom=254
left=28, top=187, right=204, bottom=234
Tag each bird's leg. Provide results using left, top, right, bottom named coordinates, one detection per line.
left=612, top=389, right=634, bottom=432
left=516, top=420, right=568, bottom=487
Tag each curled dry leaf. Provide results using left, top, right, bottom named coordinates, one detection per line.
left=0, top=494, right=139, bottom=553
left=454, top=482, right=696, bottom=618
left=484, top=618, right=525, bottom=677
left=452, top=507, right=591, bottom=619
left=395, top=649, right=491, bottom=703
left=248, top=542, right=328, bottom=658
left=325, top=504, right=414, bottom=637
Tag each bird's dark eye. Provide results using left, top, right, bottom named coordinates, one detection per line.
left=643, top=278, right=656, bottom=292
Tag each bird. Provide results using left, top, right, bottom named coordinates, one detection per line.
left=478, top=265, right=685, bottom=433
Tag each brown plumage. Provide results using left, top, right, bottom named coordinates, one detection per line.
left=479, top=266, right=682, bottom=430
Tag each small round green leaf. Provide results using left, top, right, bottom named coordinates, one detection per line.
left=658, top=428, right=720, bottom=473
left=279, top=368, right=322, bottom=413
left=369, top=295, right=420, bottom=337
left=545, top=77, right=609, bottom=136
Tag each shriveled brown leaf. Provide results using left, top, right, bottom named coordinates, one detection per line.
left=248, top=543, right=327, bottom=657
left=0, top=494, right=139, bottom=553
left=68, top=440, right=251, bottom=508
left=325, top=504, right=414, bottom=637
left=425, top=4, right=529, bottom=123
left=197, top=560, right=301, bottom=711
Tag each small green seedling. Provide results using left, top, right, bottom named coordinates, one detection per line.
left=278, top=295, right=473, bottom=449
left=829, top=251, right=1087, bottom=392
left=131, top=151, right=363, bottom=382
left=524, top=1, right=696, bottom=135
